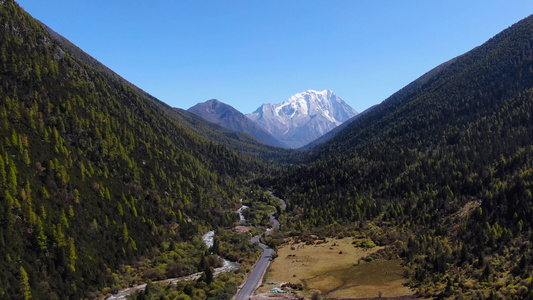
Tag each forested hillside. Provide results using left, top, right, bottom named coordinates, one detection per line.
left=5, top=0, right=533, bottom=298
left=40, top=16, right=293, bottom=163
left=267, top=15, right=533, bottom=298
left=0, top=1, right=266, bottom=298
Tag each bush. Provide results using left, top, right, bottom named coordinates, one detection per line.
left=142, top=268, right=163, bottom=281
left=353, top=239, right=376, bottom=248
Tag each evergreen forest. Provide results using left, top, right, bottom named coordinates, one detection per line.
left=265, top=13, right=533, bottom=299
left=2, top=1, right=533, bottom=299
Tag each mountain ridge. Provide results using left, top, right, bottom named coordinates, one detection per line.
left=266, top=14, right=533, bottom=298
left=0, top=2, right=269, bottom=298
left=5, top=0, right=533, bottom=298
left=188, top=99, right=287, bottom=148
left=38, top=16, right=293, bottom=161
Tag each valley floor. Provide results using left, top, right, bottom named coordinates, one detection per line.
left=256, top=237, right=414, bottom=299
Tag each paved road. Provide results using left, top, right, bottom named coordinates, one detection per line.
left=234, top=238, right=273, bottom=300
left=107, top=196, right=285, bottom=300
left=235, top=209, right=282, bottom=300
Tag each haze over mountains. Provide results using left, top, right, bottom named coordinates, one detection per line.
left=3, top=0, right=533, bottom=298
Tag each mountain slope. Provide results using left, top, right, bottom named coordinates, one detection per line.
left=39, top=17, right=292, bottom=163
left=301, top=104, right=377, bottom=150
left=188, top=99, right=286, bottom=148
left=0, top=2, right=264, bottom=298
left=246, top=89, right=357, bottom=148
left=267, top=15, right=533, bottom=298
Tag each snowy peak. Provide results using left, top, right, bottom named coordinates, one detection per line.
left=246, top=89, right=358, bottom=148
left=282, top=89, right=354, bottom=123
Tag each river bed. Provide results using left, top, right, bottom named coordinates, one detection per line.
left=202, top=230, right=240, bottom=273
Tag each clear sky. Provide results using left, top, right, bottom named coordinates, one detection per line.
left=16, top=0, right=533, bottom=113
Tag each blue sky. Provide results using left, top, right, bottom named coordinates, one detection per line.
left=17, top=0, right=533, bottom=113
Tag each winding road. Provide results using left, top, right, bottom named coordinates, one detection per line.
left=234, top=197, right=285, bottom=300
left=106, top=195, right=285, bottom=300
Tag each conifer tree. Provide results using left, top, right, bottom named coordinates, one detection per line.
left=18, top=266, right=31, bottom=300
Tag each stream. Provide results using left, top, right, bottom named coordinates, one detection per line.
left=202, top=230, right=240, bottom=273
left=106, top=230, right=241, bottom=300
left=237, top=199, right=249, bottom=223
left=105, top=199, right=264, bottom=299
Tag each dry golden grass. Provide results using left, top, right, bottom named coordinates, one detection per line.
left=256, top=237, right=413, bottom=298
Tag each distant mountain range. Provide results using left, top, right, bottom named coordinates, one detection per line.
left=188, top=99, right=287, bottom=148
left=246, top=89, right=358, bottom=148
left=188, top=89, right=358, bottom=149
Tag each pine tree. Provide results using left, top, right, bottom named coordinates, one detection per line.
left=18, top=266, right=31, bottom=300
left=0, top=152, right=6, bottom=187
left=7, top=163, right=17, bottom=196
left=36, top=217, right=47, bottom=251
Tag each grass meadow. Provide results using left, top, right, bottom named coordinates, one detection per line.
left=256, top=237, right=413, bottom=298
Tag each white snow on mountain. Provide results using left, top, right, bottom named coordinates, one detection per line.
left=246, top=89, right=358, bottom=148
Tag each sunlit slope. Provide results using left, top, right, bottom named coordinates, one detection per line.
left=267, top=15, right=533, bottom=298
left=0, top=1, right=260, bottom=298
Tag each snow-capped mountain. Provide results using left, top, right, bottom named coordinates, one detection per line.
left=246, top=89, right=358, bottom=148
